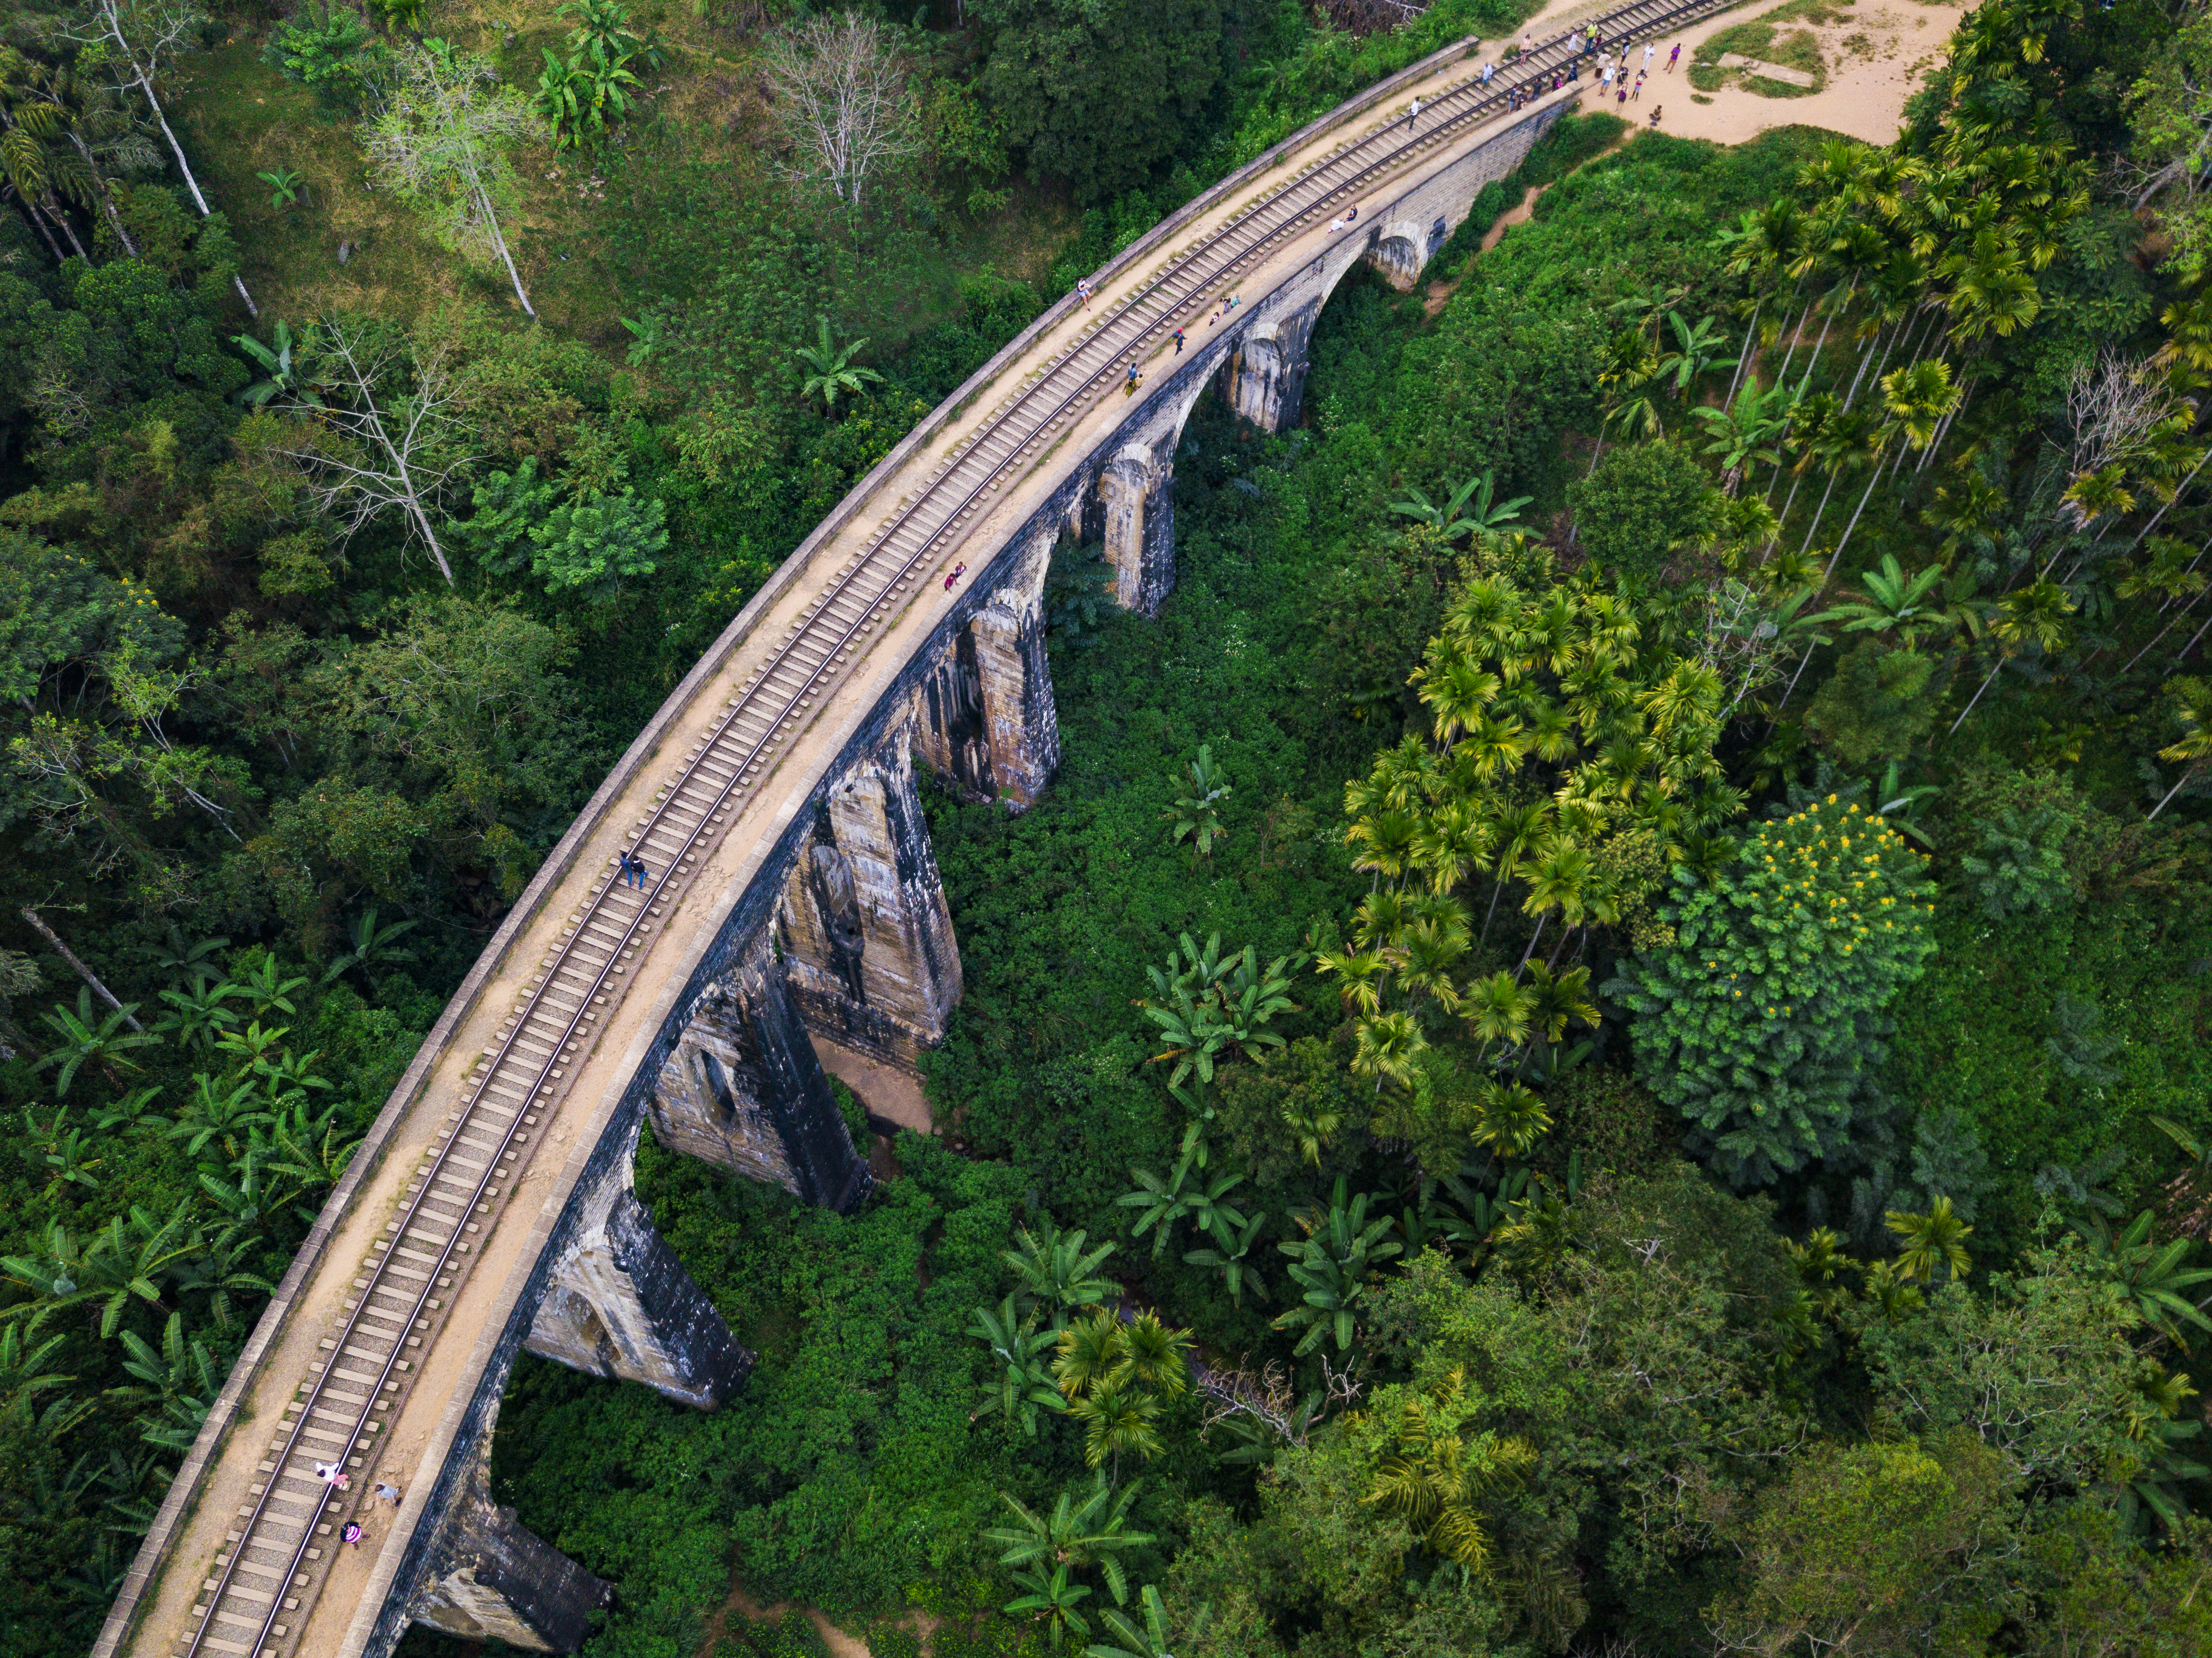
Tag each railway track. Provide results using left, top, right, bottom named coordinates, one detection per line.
left=174, top=3, right=1741, bottom=1652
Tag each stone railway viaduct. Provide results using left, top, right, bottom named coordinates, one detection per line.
left=94, top=8, right=1732, bottom=1655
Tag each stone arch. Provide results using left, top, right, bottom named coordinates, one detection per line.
left=1364, top=218, right=1430, bottom=291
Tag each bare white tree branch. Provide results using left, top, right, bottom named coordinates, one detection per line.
left=78, top=0, right=257, bottom=314
left=759, top=12, right=920, bottom=213
left=264, top=319, right=471, bottom=585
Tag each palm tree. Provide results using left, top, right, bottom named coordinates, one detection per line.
left=1945, top=578, right=2075, bottom=738
left=2149, top=679, right=2212, bottom=820
left=1109, top=1312, right=1193, bottom=1399
left=971, top=1296, right=1066, bottom=1435
left=985, top=1475, right=1154, bottom=1606
left=793, top=313, right=884, bottom=413
left=1886, top=1197, right=1973, bottom=1284
left=1363, top=1369, right=1535, bottom=1573
left=1053, top=1308, right=1124, bottom=1403
left=1068, top=1380, right=1165, bottom=1476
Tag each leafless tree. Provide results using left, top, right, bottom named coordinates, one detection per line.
left=264, top=318, right=472, bottom=585
left=78, top=0, right=255, bottom=313
left=1195, top=1356, right=1363, bottom=1450
left=758, top=12, right=920, bottom=213
left=363, top=45, right=541, bottom=318
left=1315, top=0, right=1430, bottom=37
left=2058, top=350, right=2182, bottom=531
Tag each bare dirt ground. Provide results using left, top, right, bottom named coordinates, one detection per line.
left=1506, top=0, right=1963, bottom=146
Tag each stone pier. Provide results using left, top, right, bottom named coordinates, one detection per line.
left=522, top=1123, right=753, bottom=1409
left=777, top=736, right=963, bottom=1069
left=648, top=942, right=874, bottom=1212
left=409, top=1450, right=611, bottom=1652
left=911, top=531, right=1060, bottom=810
left=1096, top=442, right=1177, bottom=616
left=1227, top=300, right=1322, bottom=432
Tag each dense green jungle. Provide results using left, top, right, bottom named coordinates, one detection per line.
left=6, top=0, right=2212, bottom=1654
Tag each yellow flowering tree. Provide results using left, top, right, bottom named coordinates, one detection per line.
left=1605, top=795, right=1936, bottom=1185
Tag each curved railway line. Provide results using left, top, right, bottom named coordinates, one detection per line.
left=176, top=3, right=1742, bottom=1652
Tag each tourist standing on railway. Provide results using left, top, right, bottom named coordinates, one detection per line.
left=1667, top=42, right=1681, bottom=70
left=1632, top=72, right=1645, bottom=100
left=1407, top=95, right=1421, bottom=130
left=1568, top=28, right=1581, bottom=54
left=1643, top=42, right=1656, bottom=71
left=1601, top=62, right=1614, bottom=89
left=1617, top=83, right=1629, bottom=108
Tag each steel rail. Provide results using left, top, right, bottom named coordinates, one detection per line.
left=178, top=5, right=1740, bottom=1653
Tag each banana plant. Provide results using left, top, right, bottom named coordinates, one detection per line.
left=22, top=1104, right=103, bottom=1196
left=969, top=1294, right=1066, bottom=1436
left=153, top=978, right=242, bottom=1051
left=2078, top=1210, right=2212, bottom=1350
left=1119, top=1145, right=1247, bottom=1258
left=318, top=907, right=418, bottom=986
left=1002, top=1224, right=1118, bottom=1326
left=1273, top=1179, right=1401, bottom=1355
left=983, top=1473, right=1152, bottom=1606
left=1184, top=1208, right=1272, bottom=1306
left=35, top=989, right=158, bottom=1097
left=1003, top=1562, right=1095, bottom=1651
left=115, top=1311, right=224, bottom=1451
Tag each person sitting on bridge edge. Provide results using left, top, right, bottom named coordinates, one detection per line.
left=944, top=561, right=966, bottom=591
left=1076, top=277, right=1093, bottom=308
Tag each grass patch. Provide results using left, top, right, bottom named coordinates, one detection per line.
left=1688, top=0, right=1846, bottom=98
left=168, top=8, right=1076, bottom=351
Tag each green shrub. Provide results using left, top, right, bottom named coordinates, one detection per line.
left=1566, top=439, right=1712, bottom=581
left=1539, top=1065, right=1676, bottom=1180
left=264, top=3, right=390, bottom=110
left=1607, top=796, right=1937, bottom=1185
left=1804, top=639, right=1945, bottom=766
